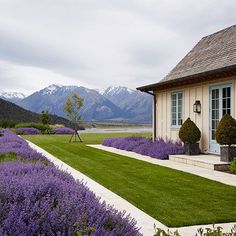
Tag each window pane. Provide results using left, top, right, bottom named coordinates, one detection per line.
left=216, top=99, right=219, bottom=109
left=227, top=98, right=231, bottom=108
left=171, top=92, right=182, bottom=126
left=212, top=90, right=215, bottom=99
left=223, top=88, right=226, bottom=98
left=212, top=130, right=215, bottom=140
left=227, top=87, right=231, bottom=97
left=223, top=99, right=226, bottom=109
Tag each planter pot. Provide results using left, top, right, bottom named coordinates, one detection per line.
left=184, top=143, right=200, bottom=155
left=220, top=146, right=236, bottom=162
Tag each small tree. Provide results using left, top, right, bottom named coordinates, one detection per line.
left=179, top=118, right=201, bottom=144
left=40, top=110, right=51, bottom=125
left=64, top=93, right=84, bottom=142
left=215, top=114, right=236, bottom=146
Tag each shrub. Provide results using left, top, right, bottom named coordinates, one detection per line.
left=52, top=127, right=75, bottom=134
left=0, top=130, right=48, bottom=162
left=0, top=130, right=140, bottom=235
left=179, top=118, right=201, bottom=144
left=153, top=224, right=236, bottom=236
left=16, top=127, right=41, bottom=135
left=40, top=110, right=51, bottom=125
left=230, top=157, right=236, bottom=173
left=50, top=124, right=65, bottom=129
left=0, top=162, right=140, bottom=236
left=15, top=122, right=51, bottom=134
left=102, top=136, right=184, bottom=159
left=215, top=114, right=236, bottom=146
left=0, top=119, right=17, bottom=128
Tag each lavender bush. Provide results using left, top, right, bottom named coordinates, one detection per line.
left=52, top=127, right=75, bottom=134
left=0, top=130, right=47, bottom=162
left=0, top=130, right=140, bottom=236
left=16, top=127, right=41, bottom=135
left=103, top=137, right=184, bottom=159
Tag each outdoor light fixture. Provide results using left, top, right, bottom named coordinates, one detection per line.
left=193, top=100, right=201, bottom=113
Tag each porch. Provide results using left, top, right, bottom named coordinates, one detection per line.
left=169, top=154, right=229, bottom=171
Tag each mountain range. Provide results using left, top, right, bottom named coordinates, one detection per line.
left=0, top=85, right=152, bottom=123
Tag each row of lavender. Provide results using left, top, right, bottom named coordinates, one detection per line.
left=102, top=137, right=184, bottom=159
left=16, top=127, right=75, bottom=135
left=0, top=130, right=140, bottom=236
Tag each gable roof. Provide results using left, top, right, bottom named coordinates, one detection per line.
left=137, top=25, right=236, bottom=92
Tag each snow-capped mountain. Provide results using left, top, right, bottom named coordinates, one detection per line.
left=16, top=85, right=124, bottom=121
left=0, top=90, right=25, bottom=103
left=9, top=84, right=152, bottom=123
left=99, top=86, right=152, bottom=122
left=99, top=86, right=134, bottom=97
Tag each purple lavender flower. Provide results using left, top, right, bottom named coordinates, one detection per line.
left=0, top=130, right=47, bottom=162
left=52, top=127, right=75, bottom=134
left=0, top=130, right=141, bottom=235
left=103, top=136, right=184, bottom=159
left=16, top=127, right=41, bottom=135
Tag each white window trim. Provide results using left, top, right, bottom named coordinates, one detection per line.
left=171, top=91, right=183, bottom=128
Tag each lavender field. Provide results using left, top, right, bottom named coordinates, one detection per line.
left=0, top=130, right=140, bottom=236
left=103, top=136, right=184, bottom=159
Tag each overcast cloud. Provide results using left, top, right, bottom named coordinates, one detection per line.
left=0, top=0, right=236, bottom=94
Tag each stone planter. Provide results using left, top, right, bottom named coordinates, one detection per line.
left=184, top=143, right=200, bottom=155
left=220, top=146, right=236, bottom=162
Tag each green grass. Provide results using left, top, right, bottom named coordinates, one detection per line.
left=25, top=133, right=236, bottom=227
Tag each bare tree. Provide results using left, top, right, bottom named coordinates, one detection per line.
left=64, top=93, right=83, bottom=142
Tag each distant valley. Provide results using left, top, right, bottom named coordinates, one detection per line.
left=0, top=85, right=152, bottom=123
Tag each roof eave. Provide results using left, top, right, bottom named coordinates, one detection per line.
left=136, top=64, right=236, bottom=92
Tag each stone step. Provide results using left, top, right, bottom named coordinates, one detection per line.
left=169, top=154, right=229, bottom=171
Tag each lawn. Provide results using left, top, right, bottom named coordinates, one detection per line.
left=25, top=133, right=236, bottom=228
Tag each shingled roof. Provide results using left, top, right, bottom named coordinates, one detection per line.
left=137, top=24, right=236, bottom=92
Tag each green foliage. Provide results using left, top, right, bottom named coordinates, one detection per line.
left=154, top=225, right=236, bottom=236
left=15, top=122, right=51, bottom=133
left=230, top=158, right=236, bottom=173
left=0, top=152, right=17, bottom=163
left=74, top=215, right=95, bottom=236
left=40, top=110, right=51, bottom=125
left=179, top=118, right=201, bottom=144
left=64, top=93, right=83, bottom=124
left=0, top=119, right=17, bottom=128
left=153, top=225, right=180, bottom=236
left=215, top=114, right=236, bottom=146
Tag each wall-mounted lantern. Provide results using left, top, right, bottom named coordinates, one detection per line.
left=193, top=100, right=201, bottom=113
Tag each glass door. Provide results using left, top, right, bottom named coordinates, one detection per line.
left=209, top=84, right=231, bottom=153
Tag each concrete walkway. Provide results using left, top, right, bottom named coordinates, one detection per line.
left=89, top=145, right=236, bottom=187
left=27, top=141, right=236, bottom=236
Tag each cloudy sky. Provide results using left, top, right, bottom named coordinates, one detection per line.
left=0, top=0, right=236, bottom=95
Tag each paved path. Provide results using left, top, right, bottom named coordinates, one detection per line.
left=27, top=141, right=236, bottom=236
left=89, top=145, right=236, bottom=187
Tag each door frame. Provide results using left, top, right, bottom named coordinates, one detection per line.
left=209, top=82, right=233, bottom=154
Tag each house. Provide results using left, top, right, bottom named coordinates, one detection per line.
left=137, top=25, right=236, bottom=154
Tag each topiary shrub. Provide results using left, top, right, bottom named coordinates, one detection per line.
left=179, top=118, right=201, bottom=144
left=230, top=157, right=236, bottom=174
left=215, top=114, right=236, bottom=146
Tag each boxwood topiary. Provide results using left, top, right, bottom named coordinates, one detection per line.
left=215, top=114, right=236, bottom=146
left=179, top=118, right=201, bottom=144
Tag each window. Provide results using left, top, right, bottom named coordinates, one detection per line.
left=171, top=92, right=182, bottom=127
